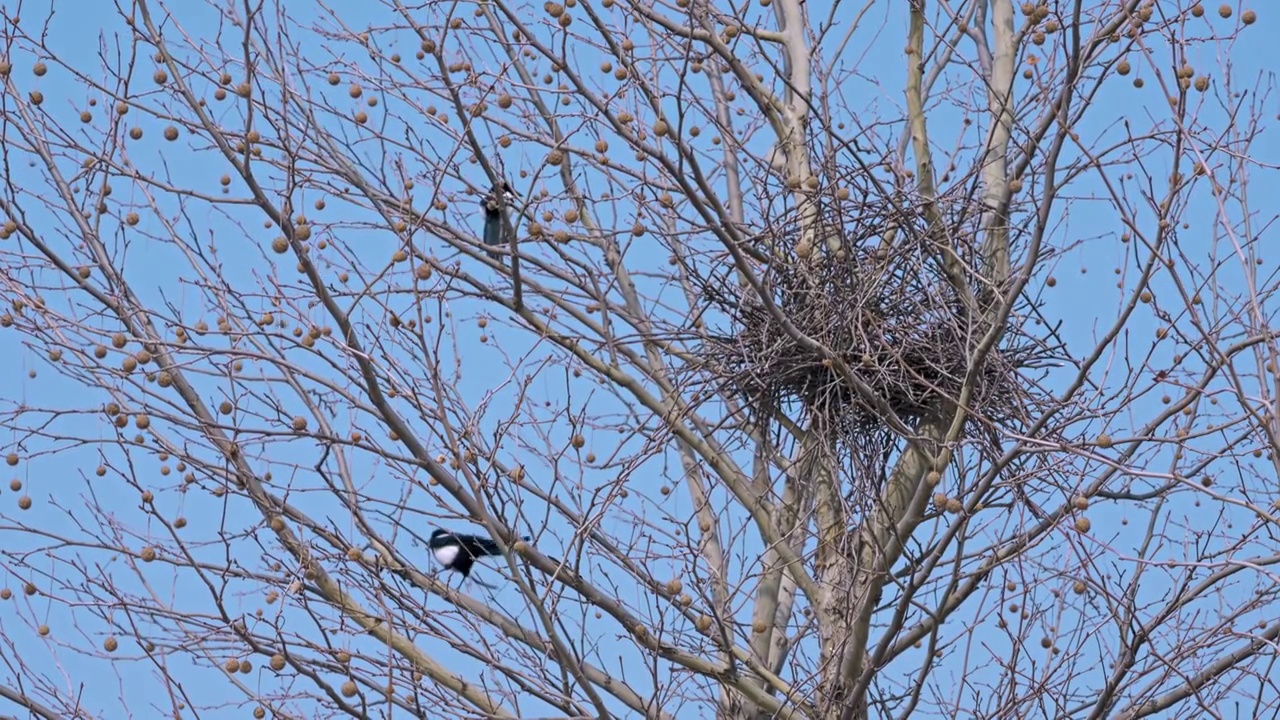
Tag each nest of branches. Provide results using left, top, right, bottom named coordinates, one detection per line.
left=701, top=198, right=1043, bottom=454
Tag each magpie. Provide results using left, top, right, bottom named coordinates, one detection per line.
left=429, top=528, right=527, bottom=585
left=480, top=181, right=518, bottom=260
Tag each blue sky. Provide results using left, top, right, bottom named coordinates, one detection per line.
left=1, top=1, right=1279, bottom=718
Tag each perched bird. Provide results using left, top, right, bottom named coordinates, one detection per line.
left=429, top=528, right=527, bottom=585
left=481, top=181, right=518, bottom=260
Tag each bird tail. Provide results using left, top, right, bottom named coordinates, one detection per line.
left=482, top=209, right=504, bottom=260
left=478, top=535, right=531, bottom=556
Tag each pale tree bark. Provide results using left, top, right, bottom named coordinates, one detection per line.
left=0, top=0, right=1277, bottom=718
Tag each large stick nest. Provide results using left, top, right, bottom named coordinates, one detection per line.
left=699, top=197, right=1047, bottom=448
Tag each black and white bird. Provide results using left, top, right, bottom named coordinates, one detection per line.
left=481, top=181, right=518, bottom=260
left=428, top=528, right=527, bottom=585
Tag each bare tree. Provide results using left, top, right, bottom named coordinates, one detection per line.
left=0, top=0, right=1277, bottom=717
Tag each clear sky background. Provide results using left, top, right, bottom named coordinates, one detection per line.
left=1, top=1, right=1279, bottom=718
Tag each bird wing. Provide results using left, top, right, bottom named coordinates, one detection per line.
left=466, top=536, right=504, bottom=557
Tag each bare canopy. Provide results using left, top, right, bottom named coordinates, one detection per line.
left=0, top=1, right=1277, bottom=718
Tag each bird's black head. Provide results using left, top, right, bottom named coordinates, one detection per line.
left=430, top=528, right=447, bottom=541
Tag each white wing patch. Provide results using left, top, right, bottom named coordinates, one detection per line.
left=433, top=545, right=460, bottom=566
